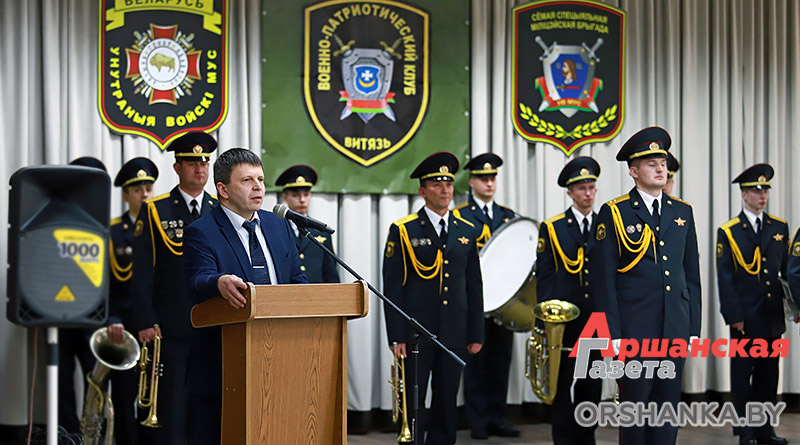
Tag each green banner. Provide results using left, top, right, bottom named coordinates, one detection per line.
left=262, top=0, right=470, bottom=194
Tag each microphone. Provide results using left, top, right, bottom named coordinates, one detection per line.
left=273, top=203, right=335, bottom=234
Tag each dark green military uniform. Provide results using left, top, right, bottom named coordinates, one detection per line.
left=383, top=152, right=484, bottom=445
left=457, top=153, right=520, bottom=439
left=536, top=156, right=603, bottom=444
left=130, top=133, right=218, bottom=444
left=716, top=164, right=789, bottom=444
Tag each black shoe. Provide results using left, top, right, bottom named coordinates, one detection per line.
left=757, top=436, right=788, bottom=445
left=740, top=438, right=758, bottom=445
left=470, top=429, right=489, bottom=440
left=488, top=424, right=521, bottom=438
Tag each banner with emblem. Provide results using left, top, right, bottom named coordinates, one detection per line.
left=98, top=0, right=229, bottom=149
left=262, top=0, right=469, bottom=194
left=512, top=0, right=625, bottom=156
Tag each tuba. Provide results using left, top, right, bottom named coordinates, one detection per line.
left=389, top=343, right=412, bottom=443
left=525, top=299, right=580, bottom=404
left=81, top=327, right=141, bottom=445
left=137, top=324, right=162, bottom=428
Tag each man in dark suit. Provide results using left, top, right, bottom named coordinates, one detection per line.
left=536, top=156, right=602, bottom=444
left=108, top=157, right=158, bottom=444
left=456, top=153, right=519, bottom=440
left=716, top=164, right=789, bottom=445
left=131, top=131, right=219, bottom=444
left=594, top=127, right=701, bottom=445
left=183, top=147, right=307, bottom=445
left=383, top=152, right=484, bottom=445
left=275, top=165, right=339, bottom=283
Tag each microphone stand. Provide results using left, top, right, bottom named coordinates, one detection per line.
left=297, top=226, right=465, bottom=445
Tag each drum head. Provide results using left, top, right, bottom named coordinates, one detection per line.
left=479, top=217, right=539, bottom=312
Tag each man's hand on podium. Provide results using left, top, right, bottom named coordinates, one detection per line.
left=218, top=274, right=248, bottom=309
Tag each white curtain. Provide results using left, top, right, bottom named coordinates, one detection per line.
left=1, top=0, right=800, bottom=424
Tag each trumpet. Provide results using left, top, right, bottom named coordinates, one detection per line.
left=389, top=343, right=412, bottom=443
left=137, top=324, right=163, bottom=428
left=525, top=299, right=580, bottom=404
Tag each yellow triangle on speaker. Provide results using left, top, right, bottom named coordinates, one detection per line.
left=55, top=285, right=75, bottom=302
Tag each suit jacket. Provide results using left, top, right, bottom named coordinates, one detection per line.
left=108, top=213, right=136, bottom=326
left=593, top=188, right=701, bottom=341
left=382, top=207, right=485, bottom=350
left=536, top=208, right=597, bottom=347
left=293, top=225, right=340, bottom=283
left=716, top=211, right=788, bottom=338
left=183, top=205, right=308, bottom=395
left=454, top=196, right=516, bottom=248
left=131, top=186, right=218, bottom=339
left=789, top=227, right=800, bottom=306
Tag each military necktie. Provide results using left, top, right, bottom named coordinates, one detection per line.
left=439, top=219, right=447, bottom=246
left=190, top=198, right=200, bottom=220
left=652, top=199, right=660, bottom=229
left=756, top=217, right=762, bottom=244
left=242, top=219, right=271, bottom=285
left=483, top=204, right=490, bottom=217
left=582, top=217, right=590, bottom=244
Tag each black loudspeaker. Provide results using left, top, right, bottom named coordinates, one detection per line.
left=7, top=165, right=111, bottom=327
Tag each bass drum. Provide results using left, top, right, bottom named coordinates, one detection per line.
left=479, top=217, right=539, bottom=331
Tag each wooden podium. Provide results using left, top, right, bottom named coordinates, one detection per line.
left=191, top=282, right=369, bottom=445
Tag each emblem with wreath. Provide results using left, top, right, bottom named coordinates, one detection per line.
left=519, top=103, right=617, bottom=141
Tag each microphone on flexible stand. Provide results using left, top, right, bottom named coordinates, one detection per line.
left=272, top=203, right=335, bottom=234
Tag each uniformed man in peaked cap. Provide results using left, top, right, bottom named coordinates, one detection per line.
left=275, top=165, right=339, bottom=283
left=457, top=153, right=519, bottom=440
left=789, top=225, right=800, bottom=320
left=58, top=157, right=109, bottom=435
left=537, top=156, right=603, bottom=444
left=108, top=157, right=158, bottom=445
left=593, top=127, right=701, bottom=445
left=130, top=131, right=219, bottom=444
left=663, top=152, right=680, bottom=196
left=716, top=164, right=790, bottom=445
left=383, top=152, right=484, bottom=445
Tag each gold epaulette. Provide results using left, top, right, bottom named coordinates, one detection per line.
left=453, top=212, right=475, bottom=227
left=393, top=213, right=419, bottom=227
left=110, top=216, right=122, bottom=226
left=719, top=216, right=759, bottom=276
left=209, top=194, right=218, bottom=200
left=606, top=194, right=630, bottom=207
left=767, top=214, right=787, bottom=225
left=454, top=202, right=469, bottom=211
left=544, top=213, right=565, bottom=225
left=720, top=217, right=740, bottom=231
left=147, top=192, right=170, bottom=203
left=668, top=195, right=691, bottom=206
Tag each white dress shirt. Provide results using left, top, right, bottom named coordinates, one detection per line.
left=178, top=187, right=204, bottom=214
left=475, top=198, right=494, bottom=220
left=569, top=206, right=593, bottom=233
left=742, top=207, right=763, bottom=234
left=424, top=206, right=448, bottom=236
left=636, top=187, right=663, bottom=216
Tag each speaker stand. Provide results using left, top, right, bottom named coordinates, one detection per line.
left=47, top=327, right=58, bottom=445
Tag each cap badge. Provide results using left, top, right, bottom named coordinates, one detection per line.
left=297, top=176, right=306, bottom=184
left=649, top=142, right=659, bottom=150
left=580, top=168, right=590, bottom=176
left=483, top=162, right=492, bottom=170
left=136, top=169, right=147, bottom=178
left=193, top=145, right=203, bottom=154
left=758, top=175, right=766, bottom=183
left=440, top=166, right=449, bottom=173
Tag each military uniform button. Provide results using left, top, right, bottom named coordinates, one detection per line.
left=444, top=286, right=449, bottom=292
left=656, top=226, right=660, bottom=231
left=666, top=285, right=671, bottom=291
left=443, top=300, right=448, bottom=305
left=762, top=257, right=767, bottom=262
left=662, top=255, right=668, bottom=261
left=763, top=269, right=768, bottom=274
left=584, top=269, right=589, bottom=274
left=766, top=281, right=771, bottom=286
left=444, top=273, right=450, bottom=278
left=585, top=258, right=589, bottom=263
left=584, top=281, right=590, bottom=287
left=767, top=293, right=772, bottom=298
left=299, top=253, right=305, bottom=259
left=664, top=270, right=670, bottom=276
left=300, top=265, right=306, bottom=271
left=444, top=260, right=449, bottom=265
left=584, top=293, right=589, bottom=298
left=659, top=241, right=665, bottom=246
